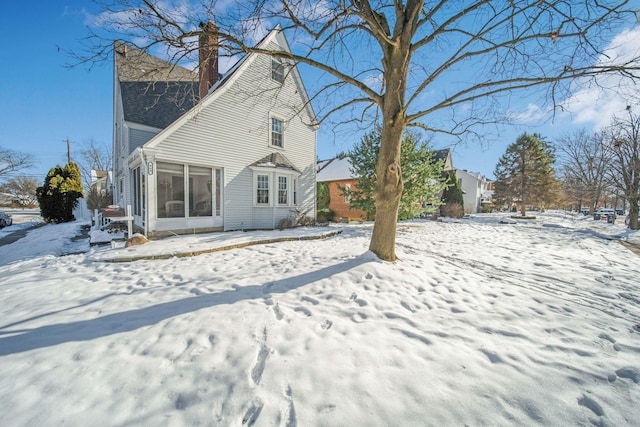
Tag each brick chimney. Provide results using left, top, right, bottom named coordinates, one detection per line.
left=199, top=20, right=219, bottom=100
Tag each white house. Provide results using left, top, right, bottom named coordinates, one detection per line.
left=455, top=169, right=491, bottom=214
left=112, top=25, right=317, bottom=237
left=89, top=170, right=112, bottom=195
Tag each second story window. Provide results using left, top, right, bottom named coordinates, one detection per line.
left=271, top=57, right=284, bottom=83
left=271, top=117, right=284, bottom=148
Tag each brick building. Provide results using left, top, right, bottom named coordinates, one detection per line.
left=317, top=157, right=367, bottom=221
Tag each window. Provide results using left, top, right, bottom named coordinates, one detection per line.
left=345, top=183, right=351, bottom=202
left=293, top=178, right=297, bottom=205
left=271, top=117, right=283, bottom=148
left=132, top=167, right=141, bottom=216
left=215, top=169, right=222, bottom=216
left=278, top=176, right=288, bottom=205
left=257, top=174, right=269, bottom=204
left=157, top=162, right=185, bottom=218
left=271, top=57, right=284, bottom=83
left=188, top=166, right=212, bottom=217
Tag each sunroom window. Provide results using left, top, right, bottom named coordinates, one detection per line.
left=157, top=162, right=185, bottom=218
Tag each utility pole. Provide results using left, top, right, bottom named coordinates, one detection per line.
left=67, top=138, right=71, bottom=163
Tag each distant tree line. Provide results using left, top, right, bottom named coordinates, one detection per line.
left=492, top=105, right=640, bottom=229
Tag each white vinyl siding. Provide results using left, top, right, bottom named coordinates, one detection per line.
left=142, top=31, right=316, bottom=233
left=130, top=128, right=159, bottom=154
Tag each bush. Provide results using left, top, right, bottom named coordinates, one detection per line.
left=440, top=203, right=464, bottom=218
left=317, top=208, right=334, bottom=223
left=36, top=162, right=84, bottom=223
left=86, top=187, right=113, bottom=211
left=317, top=182, right=330, bottom=211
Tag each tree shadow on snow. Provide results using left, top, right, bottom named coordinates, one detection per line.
left=0, top=253, right=375, bottom=356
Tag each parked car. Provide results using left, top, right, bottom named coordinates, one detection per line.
left=0, top=211, right=13, bottom=228
left=596, top=208, right=615, bottom=215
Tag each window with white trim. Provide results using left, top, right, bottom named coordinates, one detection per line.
left=345, top=183, right=351, bottom=202
left=257, top=174, right=270, bottom=204
left=188, top=165, right=212, bottom=217
left=215, top=169, right=221, bottom=216
left=157, top=162, right=185, bottom=218
left=271, top=57, right=284, bottom=83
left=271, top=117, right=283, bottom=148
left=278, top=176, right=288, bottom=205
left=292, top=178, right=297, bottom=205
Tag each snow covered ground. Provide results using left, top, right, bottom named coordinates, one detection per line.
left=0, top=211, right=638, bottom=426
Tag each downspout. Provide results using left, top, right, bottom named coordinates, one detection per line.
left=139, top=148, right=149, bottom=237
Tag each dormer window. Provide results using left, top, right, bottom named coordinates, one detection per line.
left=271, top=57, right=284, bottom=83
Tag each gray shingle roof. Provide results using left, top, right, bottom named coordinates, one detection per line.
left=250, top=152, right=300, bottom=173
left=115, top=41, right=200, bottom=129
left=114, top=41, right=197, bottom=82
left=433, top=149, right=450, bottom=163
left=120, top=81, right=198, bottom=129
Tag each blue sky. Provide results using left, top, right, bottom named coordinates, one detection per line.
left=1, top=2, right=638, bottom=182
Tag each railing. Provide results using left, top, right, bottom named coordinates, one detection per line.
left=92, top=205, right=134, bottom=238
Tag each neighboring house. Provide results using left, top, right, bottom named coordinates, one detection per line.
left=455, top=169, right=491, bottom=214
left=112, top=24, right=317, bottom=237
left=433, top=149, right=454, bottom=173
left=316, top=156, right=367, bottom=221
left=317, top=148, right=453, bottom=221
left=90, top=170, right=112, bottom=195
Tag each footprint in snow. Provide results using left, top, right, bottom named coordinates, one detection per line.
left=273, top=303, right=284, bottom=321
left=281, top=385, right=297, bottom=427
left=577, top=394, right=605, bottom=417
left=294, top=306, right=312, bottom=317
left=249, top=328, right=269, bottom=386
left=242, top=398, right=264, bottom=426
left=301, top=296, right=319, bottom=305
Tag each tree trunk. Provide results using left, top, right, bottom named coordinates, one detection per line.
left=368, top=41, right=410, bottom=261
left=369, top=121, right=404, bottom=261
left=365, top=2, right=421, bottom=261
left=629, top=196, right=639, bottom=230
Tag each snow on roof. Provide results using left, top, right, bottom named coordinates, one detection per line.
left=316, top=157, right=354, bottom=182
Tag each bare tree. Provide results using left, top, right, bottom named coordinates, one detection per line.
left=77, top=139, right=112, bottom=192
left=556, top=129, right=611, bottom=213
left=0, top=147, right=34, bottom=179
left=0, top=176, right=39, bottom=208
left=76, top=0, right=640, bottom=260
left=606, top=105, right=640, bottom=229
